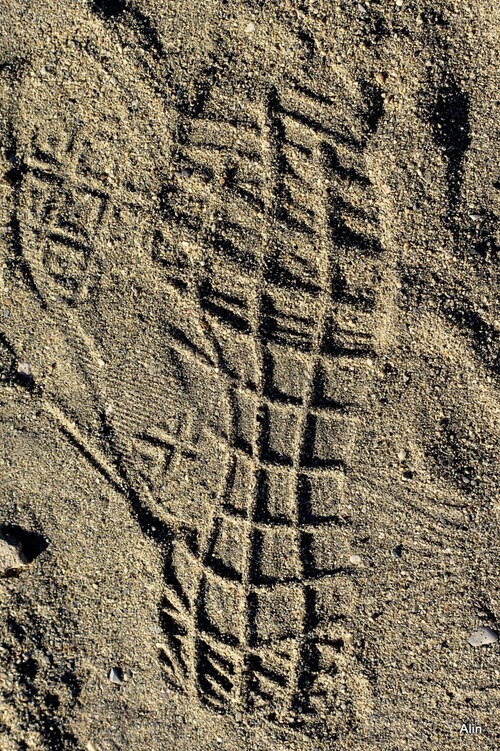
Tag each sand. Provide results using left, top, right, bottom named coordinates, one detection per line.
left=0, top=1, right=498, bottom=749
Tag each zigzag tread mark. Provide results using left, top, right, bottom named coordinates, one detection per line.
left=150, top=78, right=390, bottom=724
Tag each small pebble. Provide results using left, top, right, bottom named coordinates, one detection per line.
left=469, top=213, right=482, bottom=221
left=468, top=627, right=498, bottom=647
left=17, top=362, right=33, bottom=381
left=349, top=554, right=362, bottom=565
left=391, top=545, right=403, bottom=559
left=245, top=22, right=256, bottom=33
left=108, top=667, right=123, bottom=684
left=0, top=533, right=28, bottom=576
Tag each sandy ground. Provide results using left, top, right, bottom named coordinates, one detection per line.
left=0, top=1, right=498, bottom=749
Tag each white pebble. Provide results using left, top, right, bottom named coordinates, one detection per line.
left=349, top=554, right=362, bottom=565
left=108, top=667, right=123, bottom=684
left=245, top=22, right=256, bottom=33
left=17, top=362, right=32, bottom=377
left=468, top=627, right=498, bottom=647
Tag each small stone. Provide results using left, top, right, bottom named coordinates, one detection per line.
left=469, top=213, right=482, bottom=221
left=349, top=554, right=362, bottom=565
left=245, top=22, right=256, bottom=33
left=17, top=362, right=33, bottom=384
left=468, top=627, right=498, bottom=647
left=108, top=667, right=123, bottom=684
left=123, top=669, right=133, bottom=681
left=397, top=449, right=408, bottom=462
left=375, top=72, right=388, bottom=85
left=0, top=533, right=28, bottom=576
left=391, top=545, right=403, bottom=559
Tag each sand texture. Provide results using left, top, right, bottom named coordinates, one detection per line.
left=0, top=1, right=499, bottom=749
